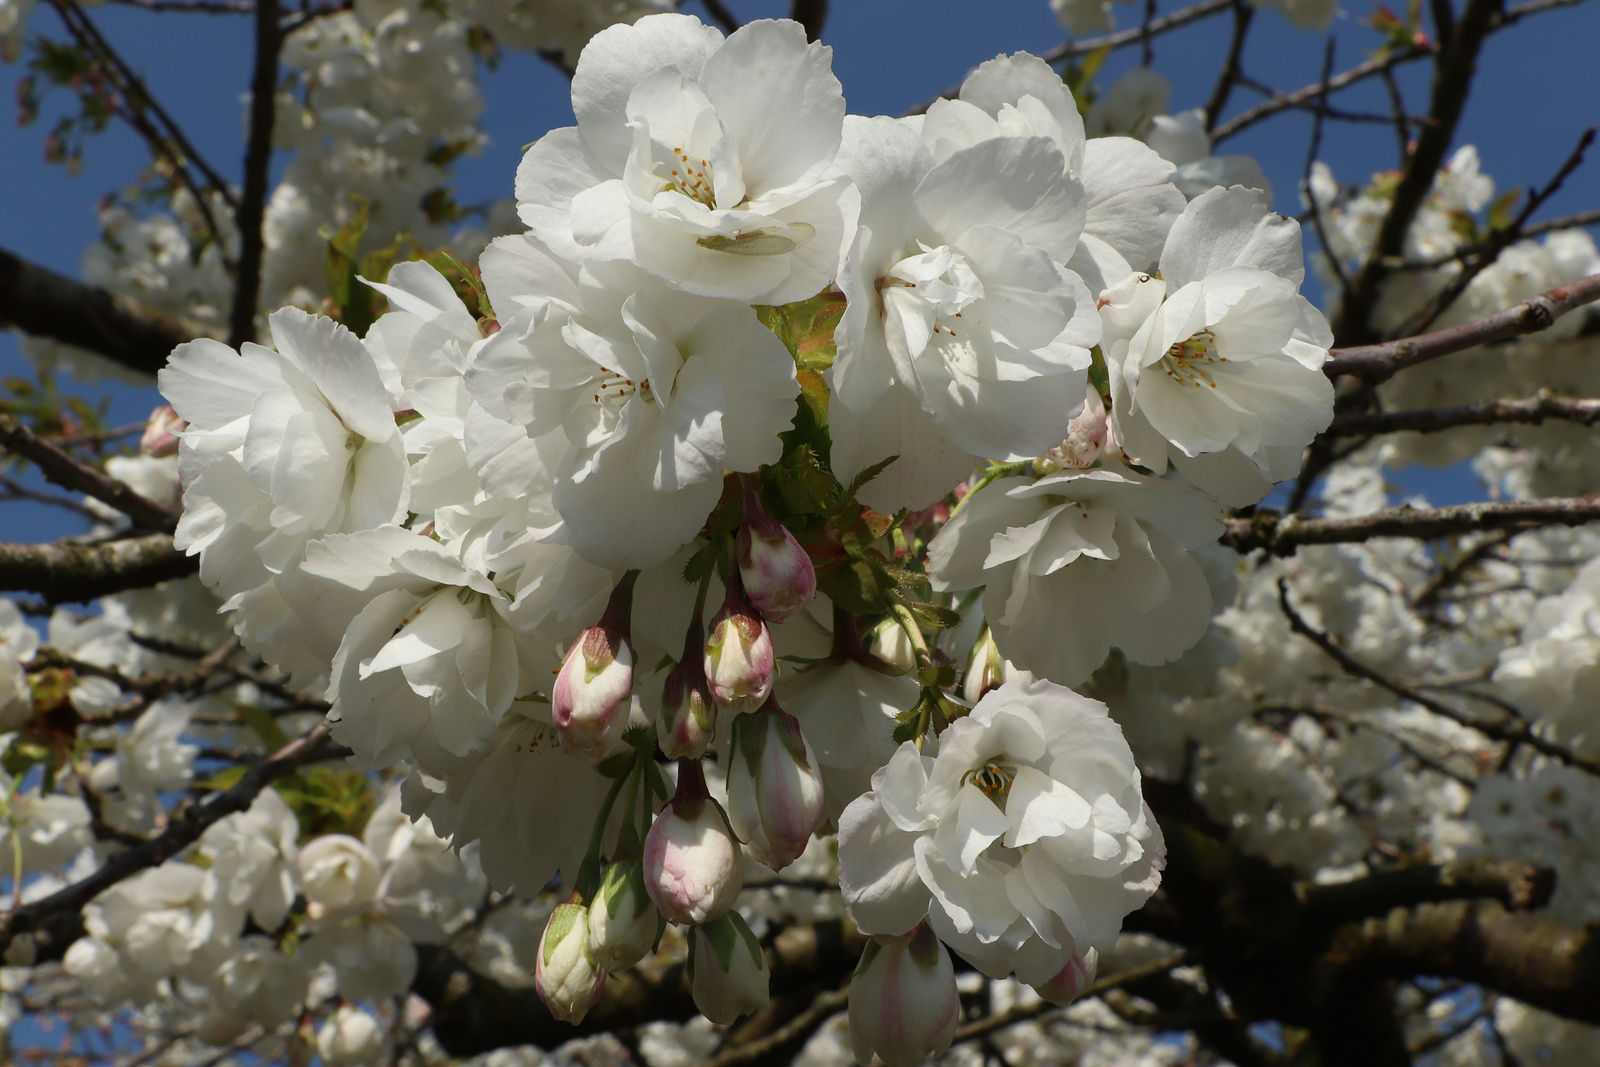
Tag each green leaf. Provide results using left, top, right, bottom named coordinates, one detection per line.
left=201, top=765, right=249, bottom=792
left=843, top=454, right=899, bottom=502
left=909, top=601, right=962, bottom=633
left=237, top=704, right=289, bottom=753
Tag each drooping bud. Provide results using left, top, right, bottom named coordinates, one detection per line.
left=659, top=612, right=716, bottom=760
left=869, top=617, right=917, bottom=675
left=1030, top=948, right=1098, bottom=1007
left=687, top=910, right=771, bottom=1025
left=588, top=859, right=661, bottom=972
left=316, top=1005, right=389, bottom=1065
left=553, top=572, right=638, bottom=762
left=643, top=760, right=743, bottom=926
left=726, top=696, right=825, bottom=872
left=961, top=628, right=1035, bottom=705
left=848, top=922, right=959, bottom=1067
left=704, top=568, right=775, bottom=713
left=535, top=900, right=606, bottom=1024
left=737, top=478, right=816, bottom=623
left=140, top=403, right=186, bottom=458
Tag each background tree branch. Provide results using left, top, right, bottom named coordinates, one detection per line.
left=226, top=0, right=283, bottom=348
left=0, top=532, right=196, bottom=603
left=0, top=413, right=178, bottom=531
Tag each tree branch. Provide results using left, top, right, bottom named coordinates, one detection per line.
left=1211, top=43, right=1433, bottom=142
left=0, top=414, right=178, bottom=532
left=788, top=0, right=828, bottom=41
left=696, top=0, right=740, bottom=34
left=1226, top=497, right=1600, bottom=556
left=1327, top=391, right=1600, bottom=436
left=1303, top=858, right=1556, bottom=925
left=0, top=533, right=196, bottom=603
left=0, top=723, right=335, bottom=953
left=1322, top=271, right=1600, bottom=383
left=1043, top=0, right=1233, bottom=60
left=1202, top=0, right=1254, bottom=132
left=228, top=0, right=283, bottom=348
left=950, top=952, right=1189, bottom=1044
left=0, top=246, right=206, bottom=376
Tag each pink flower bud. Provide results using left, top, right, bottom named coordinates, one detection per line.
left=961, top=629, right=1034, bottom=705
left=643, top=760, right=743, bottom=926
left=588, top=859, right=661, bottom=972
left=1046, top=389, right=1109, bottom=470
left=687, top=911, right=770, bottom=1025
left=553, top=573, right=638, bottom=762
left=726, top=698, right=825, bottom=872
left=737, top=488, right=815, bottom=623
left=659, top=656, right=716, bottom=760
left=848, top=923, right=959, bottom=1067
left=704, top=570, right=774, bottom=713
left=535, top=901, right=606, bottom=1024
left=1030, top=948, right=1098, bottom=1007
left=140, top=404, right=185, bottom=458
left=552, top=626, right=632, bottom=762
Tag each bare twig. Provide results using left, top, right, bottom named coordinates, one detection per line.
left=0, top=475, right=100, bottom=518
left=1043, top=0, right=1232, bottom=59
left=1212, top=44, right=1433, bottom=142
left=0, top=533, right=196, bottom=603
left=1388, top=208, right=1600, bottom=270
left=788, top=0, right=828, bottom=41
left=0, top=246, right=207, bottom=375
left=1303, top=39, right=1350, bottom=295
left=0, top=414, right=178, bottom=532
left=1327, top=391, right=1600, bottom=436
left=1277, top=579, right=1600, bottom=775
left=1409, top=530, right=1515, bottom=609
left=0, top=723, right=337, bottom=953
left=708, top=985, right=850, bottom=1067
left=697, top=0, right=741, bottom=34
left=952, top=952, right=1189, bottom=1043
left=104, top=0, right=253, bottom=10
left=1380, top=66, right=1411, bottom=167
left=1140, top=0, right=1158, bottom=64
left=1228, top=497, right=1600, bottom=556
left=1322, top=271, right=1600, bottom=382
left=1203, top=0, right=1254, bottom=132
left=228, top=0, right=284, bottom=348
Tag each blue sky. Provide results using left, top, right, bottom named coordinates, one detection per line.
left=0, top=0, right=1596, bottom=545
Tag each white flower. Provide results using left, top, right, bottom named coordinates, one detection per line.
left=0, top=775, right=92, bottom=876
left=837, top=681, right=1164, bottom=986
left=1142, top=109, right=1272, bottom=202
left=200, top=787, right=301, bottom=931
left=927, top=464, right=1223, bottom=686
left=1102, top=186, right=1335, bottom=506
left=301, top=525, right=541, bottom=769
left=215, top=936, right=309, bottom=1029
left=830, top=115, right=1099, bottom=511
left=297, top=834, right=382, bottom=912
left=516, top=14, right=856, bottom=304
left=73, top=863, right=235, bottom=996
left=536, top=901, right=605, bottom=1024
left=364, top=786, right=488, bottom=942
left=317, top=1005, right=389, bottom=1066
left=0, top=599, right=39, bottom=730
left=466, top=238, right=798, bottom=569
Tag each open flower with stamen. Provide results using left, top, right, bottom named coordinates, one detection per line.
left=515, top=14, right=856, bottom=304
left=1100, top=186, right=1335, bottom=506
left=836, top=680, right=1164, bottom=987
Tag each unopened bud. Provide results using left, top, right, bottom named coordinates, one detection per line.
left=848, top=923, right=958, bottom=1067
left=869, top=617, right=917, bottom=675
left=1031, top=948, right=1098, bottom=1007
left=536, top=901, right=606, bottom=1024
left=553, top=626, right=633, bottom=761
left=588, top=859, right=661, bottom=972
left=140, top=403, right=186, bottom=458
left=737, top=505, right=816, bottom=624
left=704, top=571, right=774, bottom=713
left=962, top=629, right=1034, bottom=705
left=316, top=1005, right=388, bottom=1066
left=726, top=698, right=825, bottom=872
left=687, top=910, right=771, bottom=1025
left=643, top=760, right=743, bottom=926
left=659, top=653, right=716, bottom=760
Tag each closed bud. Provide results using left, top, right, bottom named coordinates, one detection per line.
left=869, top=618, right=917, bottom=675
left=588, top=859, right=661, bottom=972
left=316, top=1005, right=388, bottom=1066
left=962, top=629, right=1034, bottom=705
left=1031, top=948, right=1098, bottom=1007
left=705, top=570, right=775, bottom=713
left=140, top=403, right=185, bottom=458
left=738, top=513, right=816, bottom=624
left=848, top=923, right=958, bottom=1067
left=644, top=760, right=744, bottom=926
left=659, top=655, right=716, bottom=760
left=687, top=910, right=770, bottom=1025
left=553, top=626, right=633, bottom=761
left=726, top=698, right=825, bottom=872
left=536, top=901, right=606, bottom=1024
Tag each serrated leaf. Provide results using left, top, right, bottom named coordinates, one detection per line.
left=844, top=454, right=899, bottom=502
left=909, top=601, right=961, bottom=633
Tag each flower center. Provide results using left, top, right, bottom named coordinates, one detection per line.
left=964, top=760, right=1018, bottom=811
left=592, top=373, right=654, bottom=411
left=1161, top=328, right=1223, bottom=388
left=664, top=146, right=716, bottom=207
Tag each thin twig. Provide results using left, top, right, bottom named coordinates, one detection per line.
left=952, top=952, right=1190, bottom=1043
left=1212, top=44, right=1433, bottom=142
left=698, top=0, right=741, bottom=34
left=104, top=0, right=253, bottom=10
left=1227, top=497, right=1600, bottom=556
left=1322, top=271, right=1600, bottom=382
left=228, top=0, right=283, bottom=348
left=1303, top=39, right=1350, bottom=295
left=1203, top=0, right=1254, bottom=132
left=1380, top=66, right=1412, bottom=167
left=0, top=475, right=100, bottom=518
left=708, top=985, right=850, bottom=1067
left=1327, top=391, right=1600, bottom=437
left=0, top=414, right=178, bottom=532
left=1387, top=208, right=1600, bottom=269
left=788, top=0, right=828, bottom=41
left=1043, top=0, right=1232, bottom=59
left=1409, top=530, right=1515, bottom=609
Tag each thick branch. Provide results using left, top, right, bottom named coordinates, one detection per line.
left=0, top=724, right=334, bottom=953
left=0, top=246, right=205, bottom=375
left=0, top=414, right=178, bottom=532
left=1331, top=0, right=1500, bottom=346
left=1327, top=391, right=1600, bottom=436
left=228, top=0, right=283, bottom=348
left=1303, top=858, right=1556, bottom=925
left=0, top=533, right=197, bottom=603
left=1322, top=271, right=1600, bottom=382
left=1225, top=497, right=1600, bottom=556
